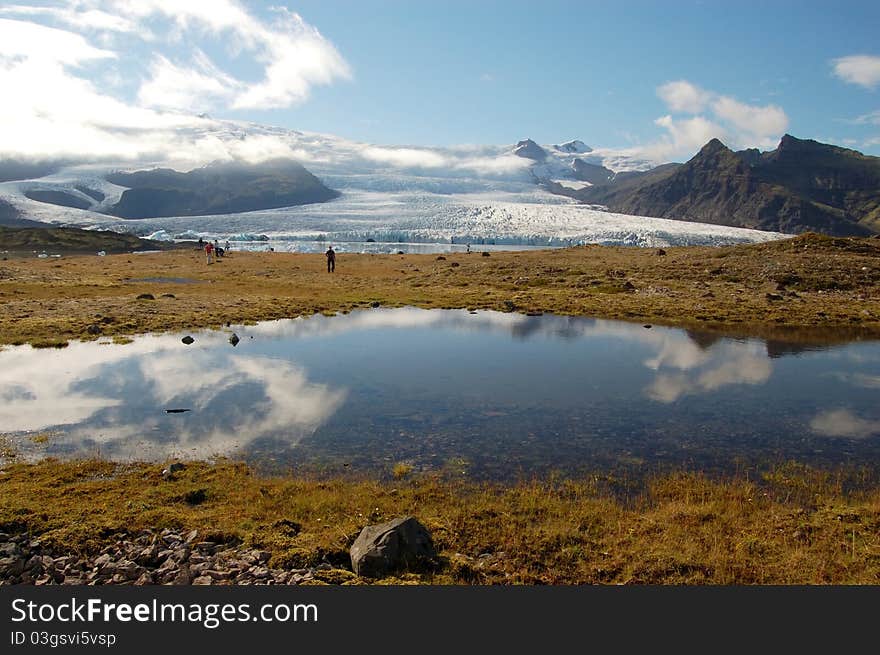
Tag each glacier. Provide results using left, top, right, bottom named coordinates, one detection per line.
left=0, top=118, right=788, bottom=251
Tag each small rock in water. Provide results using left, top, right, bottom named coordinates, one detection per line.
left=165, top=408, right=191, bottom=414
left=643, top=324, right=652, bottom=329
left=229, top=333, right=240, bottom=346
left=370, top=301, right=380, bottom=308
left=181, top=335, right=195, bottom=345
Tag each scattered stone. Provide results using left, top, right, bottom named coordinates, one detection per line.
left=370, top=301, right=381, bottom=308
left=481, top=251, right=490, bottom=257
left=181, top=335, right=195, bottom=345
left=161, top=293, right=176, bottom=299
left=350, top=516, right=437, bottom=578
left=435, top=256, right=446, bottom=261
left=765, top=293, right=784, bottom=301
left=86, top=324, right=102, bottom=335
left=451, top=262, right=460, bottom=267
left=656, top=249, right=667, bottom=256
left=229, top=333, right=240, bottom=347
left=136, top=293, right=155, bottom=300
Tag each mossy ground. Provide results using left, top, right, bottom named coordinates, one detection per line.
left=1, top=233, right=878, bottom=347
left=1, top=459, right=879, bottom=584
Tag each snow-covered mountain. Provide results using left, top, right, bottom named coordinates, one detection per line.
left=0, top=118, right=787, bottom=250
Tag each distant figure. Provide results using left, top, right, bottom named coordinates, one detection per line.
left=225, top=240, right=230, bottom=253
left=466, top=243, right=471, bottom=253
left=213, top=239, right=222, bottom=258
left=198, top=237, right=204, bottom=248
left=326, top=246, right=336, bottom=273
left=205, top=241, right=214, bottom=264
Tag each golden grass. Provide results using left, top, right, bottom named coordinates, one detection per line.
left=0, top=233, right=878, bottom=346
left=2, top=459, right=879, bottom=584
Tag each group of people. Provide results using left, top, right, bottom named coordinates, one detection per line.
left=197, top=237, right=338, bottom=271
left=199, top=238, right=230, bottom=265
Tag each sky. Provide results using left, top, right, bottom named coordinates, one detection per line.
left=1, top=0, right=879, bottom=165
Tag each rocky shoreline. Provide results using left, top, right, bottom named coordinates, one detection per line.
left=0, top=529, right=341, bottom=586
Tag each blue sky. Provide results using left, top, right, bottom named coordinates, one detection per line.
left=1, top=0, right=878, bottom=163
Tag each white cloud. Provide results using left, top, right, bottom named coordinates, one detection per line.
left=832, top=55, right=880, bottom=89
left=810, top=408, right=880, bottom=439
left=852, top=110, right=880, bottom=126
left=0, top=5, right=140, bottom=34
left=634, top=79, right=791, bottom=162
left=711, top=96, right=788, bottom=144
left=138, top=51, right=241, bottom=112
left=0, top=17, right=115, bottom=64
left=657, top=80, right=712, bottom=114
left=642, top=115, right=727, bottom=161
left=362, top=146, right=449, bottom=168
left=0, top=3, right=351, bottom=163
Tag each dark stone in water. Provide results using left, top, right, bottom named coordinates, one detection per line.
left=229, top=333, right=240, bottom=346
left=165, top=409, right=191, bottom=414
left=181, top=335, right=194, bottom=345
left=370, top=301, right=381, bottom=308
left=643, top=324, right=653, bottom=329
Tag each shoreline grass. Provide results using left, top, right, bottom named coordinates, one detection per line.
left=2, top=458, right=879, bottom=584
left=1, top=233, right=878, bottom=347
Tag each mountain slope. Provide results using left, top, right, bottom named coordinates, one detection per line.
left=567, top=136, right=879, bottom=236
left=104, top=159, right=340, bottom=219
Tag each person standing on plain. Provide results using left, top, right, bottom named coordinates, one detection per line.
left=325, top=246, right=336, bottom=273
left=205, top=241, right=214, bottom=264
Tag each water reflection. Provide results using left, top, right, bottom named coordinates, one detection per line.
left=1, top=308, right=878, bottom=476
left=0, top=334, right=346, bottom=460
left=810, top=409, right=880, bottom=439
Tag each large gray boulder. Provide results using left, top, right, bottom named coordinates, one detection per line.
left=350, top=516, right=436, bottom=578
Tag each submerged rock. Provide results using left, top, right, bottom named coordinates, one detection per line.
left=229, top=333, right=240, bottom=346
left=181, top=335, right=194, bottom=345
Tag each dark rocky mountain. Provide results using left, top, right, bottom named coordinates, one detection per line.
left=105, top=159, right=340, bottom=219
left=0, top=158, right=59, bottom=183
left=24, top=189, right=92, bottom=210
left=513, top=139, right=547, bottom=161
left=562, top=135, right=880, bottom=236
left=571, top=158, right=614, bottom=185
left=0, top=225, right=188, bottom=253
left=0, top=198, right=47, bottom=227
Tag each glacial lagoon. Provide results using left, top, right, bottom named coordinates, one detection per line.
left=2, top=308, right=879, bottom=479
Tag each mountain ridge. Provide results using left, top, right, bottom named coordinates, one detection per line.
left=557, top=135, right=880, bottom=236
